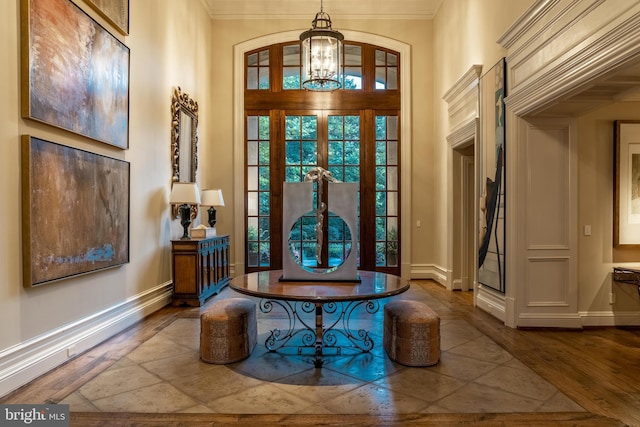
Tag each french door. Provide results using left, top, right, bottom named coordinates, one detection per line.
left=246, top=109, right=399, bottom=275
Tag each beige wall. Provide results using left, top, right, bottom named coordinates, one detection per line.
left=432, top=0, right=534, bottom=278
left=0, top=0, right=211, bottom=355
left=578, top=102, right=640, bottom=313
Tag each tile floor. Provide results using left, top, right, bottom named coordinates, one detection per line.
left=61, top=284, right=585, bottom=415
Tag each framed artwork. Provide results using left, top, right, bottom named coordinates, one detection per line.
left=22, top=136, right=130, bottom=287
left=478, top=58, right=506, bottom=293
left=614, top=120, right=640, bottom=247
left=83, top=0, right=129, bottom=35
left=21, top=0, right=130, bottom=149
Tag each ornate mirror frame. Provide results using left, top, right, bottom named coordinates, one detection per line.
left=171, top=86, right=198, bottom=183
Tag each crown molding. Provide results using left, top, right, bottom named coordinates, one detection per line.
left=502, top=0, right=640, bottom=116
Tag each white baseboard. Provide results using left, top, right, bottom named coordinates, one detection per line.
left=476, top=287, right=507, bottom=322
left=0, top=282, right=173, bottom=398
left=579, top=310, right=640, bottom=327
left=517, top=313, right=583, bottom=329
left=410, top=263, right=450, bottom=288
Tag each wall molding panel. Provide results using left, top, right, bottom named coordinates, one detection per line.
left=513, top=118, right=578, bottom=327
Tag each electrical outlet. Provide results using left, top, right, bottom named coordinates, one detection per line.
left=416, top=220, right=421, bottom=228
left=584, top=225, right=592, bottom=236
left=609, top=292, right=616, bottom=305
left=67, top=345, right=76, bottom=358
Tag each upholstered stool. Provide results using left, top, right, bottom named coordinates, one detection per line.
left=383, top=300, right=440, bottom=366
left=200, top=298, right=257, bottom=364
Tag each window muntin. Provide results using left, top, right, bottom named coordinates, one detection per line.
left=375, top=115, right=399, bottom=266
left=283, top=44, right=301, bottom=90
left=343, top=44, right=362, bottom=90
left=247, top=49, right=270, bottom=90
left=247, top=115, right=270, bottom=267
left=285, top=115, right=318, bottom=267
left=327, top=114, right=360, bottom=267
left=375, top=49, right=398, bottom=90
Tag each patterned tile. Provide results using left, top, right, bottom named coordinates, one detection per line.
left=60, top=284, right=584, bottom=416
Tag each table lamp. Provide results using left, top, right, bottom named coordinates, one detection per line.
left=169, top=182, right=201, bottom=239
left=200, top=189, right=225, bottom=227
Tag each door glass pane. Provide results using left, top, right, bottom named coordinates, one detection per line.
left=247, top=68, right=258, bottom=90
left=247, top=140, right=258, bottom=165
left=246, top=49, right=270, bottom=90
left=259, top=50, right=269, bottom=65
left=285, top=114, right=320, bottom=267
left=247, top=167, right=258, bottom=191
left=285, top=115, right=318, bottom=183
left=283, top=44, right=301, bottom=89
left=375, top=115, right=399, bottom=267
left=387, top=67, right=398, bottom=90
left=327, top=115, right=360, bottom=267
left=259, top=69, right=269, bottom=89
left=328, top=115, right=360, bottom=184
left=375, top=68, right=386, bottom=89
left=343, top=44, right=362, bottom=90
left=247, top=192, right=258, bottom=216
left=246, top=115, right=270, bottom=267
left=375, top=49, right=399, bottom=91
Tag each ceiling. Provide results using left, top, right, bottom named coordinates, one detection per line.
left=201, top=0, right=444, bottom=20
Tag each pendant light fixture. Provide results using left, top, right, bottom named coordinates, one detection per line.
left=299, top=0, right=343, bottom=91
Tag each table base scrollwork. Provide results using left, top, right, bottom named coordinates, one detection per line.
left=260, top=299, right=379, bottom=367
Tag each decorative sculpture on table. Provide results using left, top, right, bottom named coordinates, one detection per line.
left=281, top=167, right=359, bottom=281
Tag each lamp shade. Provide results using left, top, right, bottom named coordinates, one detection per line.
left=169, top=182, right=201, bottom=205
left=201, top=189, right=225, bottom=207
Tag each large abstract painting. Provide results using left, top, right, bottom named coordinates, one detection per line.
left=21, top=0, right=130, bottom=149
left=478, top=58, right=506, bottom=293
left=22, top=136, right=130, bottom=287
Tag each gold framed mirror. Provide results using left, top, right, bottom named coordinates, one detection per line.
left=171, top=87, right=198, bottom=219
left=171, top=86, right=198, bottom=183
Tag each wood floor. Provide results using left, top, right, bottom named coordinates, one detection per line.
left=2, top=280, right=639, bottom=427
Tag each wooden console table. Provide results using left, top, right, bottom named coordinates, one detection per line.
left=171, top=235, right=230, bottom=306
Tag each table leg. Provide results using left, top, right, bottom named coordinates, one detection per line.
left=314, top=303, right=324, bottom=367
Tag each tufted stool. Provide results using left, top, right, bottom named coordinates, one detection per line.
left=383, top=300, right=440, bottom=366
left=200, top=298, right=257, bottom=364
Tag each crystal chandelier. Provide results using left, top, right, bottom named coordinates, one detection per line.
left=299, top=0, right=343, bottom=91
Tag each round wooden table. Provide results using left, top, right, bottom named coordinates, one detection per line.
left=230, top=270, right=410, bottom=367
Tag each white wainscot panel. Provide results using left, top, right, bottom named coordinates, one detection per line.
left=526, top=257, right=571, bottom=306
left=526, top=126, right=570, bottom=249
